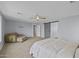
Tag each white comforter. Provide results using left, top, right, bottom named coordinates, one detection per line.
left=30, top=38, right=78, bottom=58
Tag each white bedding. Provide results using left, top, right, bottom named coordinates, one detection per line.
left=30, top=38, right=78, bottom=58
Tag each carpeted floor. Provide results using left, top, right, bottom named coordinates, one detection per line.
left=0, top=37, right=42, bottom=58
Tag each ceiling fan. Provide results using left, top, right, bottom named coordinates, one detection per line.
left=31, top=14, right=60, bottom=23
left=32, top=14, right=47, bottom=20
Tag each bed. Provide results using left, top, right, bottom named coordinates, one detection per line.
left=30, top=38, right=79, bottom=58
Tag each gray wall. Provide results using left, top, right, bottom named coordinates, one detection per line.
left=0, top=15, right=2, bottom=50
left=58, top=15, right=79, bottom=42
left=1, top=16, right=5, bottom=49
left=5, top=20, right=33, bottom=37
left=51, top=15, right=79, bottom=42
left=0, top=15, right=5, bottom=50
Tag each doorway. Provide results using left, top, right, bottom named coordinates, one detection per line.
left=33, top=24, right=41, bottom=37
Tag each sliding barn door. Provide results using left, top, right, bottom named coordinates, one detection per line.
left=44, top=23, right=50, bottom=38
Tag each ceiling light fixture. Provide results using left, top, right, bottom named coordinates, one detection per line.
left=32, top=14, right=47, bottom=20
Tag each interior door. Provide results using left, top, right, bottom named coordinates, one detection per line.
left=36, top=25, right=41, bottom=37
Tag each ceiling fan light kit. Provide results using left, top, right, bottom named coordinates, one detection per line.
left=32, top=14, right=47, bottom=20
left=32, top=14, right=60, bottom=23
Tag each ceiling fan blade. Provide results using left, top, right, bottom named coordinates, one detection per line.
left=50, top=21, right=60, bottom=23
left=39, top=16, right=46, bottom=19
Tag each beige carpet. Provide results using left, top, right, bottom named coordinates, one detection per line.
left=0, top=37, right=42, bottom=58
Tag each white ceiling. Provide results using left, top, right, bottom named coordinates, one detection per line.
left=1, top=1, right=79, bottom=23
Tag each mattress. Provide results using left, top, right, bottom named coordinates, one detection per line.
left=30, top=38, right=78, bottom=58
